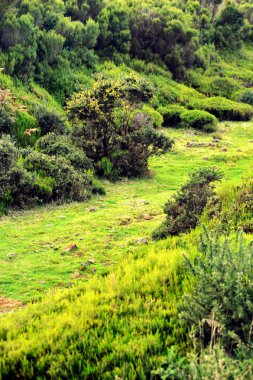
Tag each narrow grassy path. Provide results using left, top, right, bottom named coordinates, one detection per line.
left=1, top=122, right=253, bottom=304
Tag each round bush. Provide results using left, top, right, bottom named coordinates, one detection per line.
left=237, top=90, right=253, bottom=106
left=158, top=105, right=186, bottom=127
left=180, top=110, right=217, bottom=132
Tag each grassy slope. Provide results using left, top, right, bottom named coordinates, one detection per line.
left=1, top=122, right=253, bottom=304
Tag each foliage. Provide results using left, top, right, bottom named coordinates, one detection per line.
left=35, top=107, right=68, bottom=136
left=237, top=89, right=253, bottom=106
left=36, top=133, right=92, bottom=172
left=68, top=74, right=173, bottom=178
left=213, top=4, right=244, bottom=51
left=152, top=168, right=222, bottom=240
left=23, top=151, right=92, bottom=202
left=0, top=88, right=16, bottom=135
left=158, top=105, right=186, bottom=127
left=189, top=97, right=253, bottom=121
left=180, top=109, right=217, bottom=132
left=0, top=240, right=190, bottom=379
left=181, top=227, right=253, bottom=353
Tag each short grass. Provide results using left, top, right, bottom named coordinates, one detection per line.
left=1, top=122, right=253, bottom=304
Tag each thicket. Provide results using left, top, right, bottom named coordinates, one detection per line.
left=152, top=168, right=222, bottom=240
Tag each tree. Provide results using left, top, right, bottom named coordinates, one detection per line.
left=213, top=4, right=244, bottom=50
left=67, top=74, right=173, bottom=178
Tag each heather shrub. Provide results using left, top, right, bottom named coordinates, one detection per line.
left=36, top=133, right=93, bottom=171
left=181, top=228, right=253, bottom=352
left=141, top=105, right=163, bottom=128
left=35, top=107, right=68, bottom=136
left=23, top=152, right=92, bottom=201
left=152, top=168, right=222, bottom=239
left=237, top=89, right=253, bottom=106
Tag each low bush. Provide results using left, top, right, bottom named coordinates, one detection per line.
left=180, top=109, right=217, bottom=132
left=23, top=152, right=92, bottom=202
left=158, top=105, right=186, bottom=127
left=236, top=89, right=253, bottom=106
left=36, top=133, right=93, bottom=171
left=181, top=228, right=253, bottom=353
left=189, top=97, right=253, bottom=121
left=152, top=168, right=222, bottom=240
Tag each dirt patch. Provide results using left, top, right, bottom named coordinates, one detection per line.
left=0, top=297, right=23, bottom=313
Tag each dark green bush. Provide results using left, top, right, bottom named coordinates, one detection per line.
left=152, top=168, right=222, bottom=240
left=180, top=109, right=217, bottom=132
left=158, top=105, right=186, bottom=127
left=189, top=97, right=253, bottom=121
left=36, top=133, right=93, bottom=171
left=237, top=89, right=253, bottom=106
left=23, top=152, right=92, bottom=201
left=35, top=107, right=68, bottom=136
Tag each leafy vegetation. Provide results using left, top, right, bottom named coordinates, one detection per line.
left=152, top=168, right=222, bottom=240
left=1, top=0, right=253, bottom=378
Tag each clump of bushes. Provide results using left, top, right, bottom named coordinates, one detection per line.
left=0, top=135, right=98, bottom=215
left=189, top=97, right=253, bottom=121
left=205, top=180, right=253, bottom=233
left=141, top=105, right=163, bottom=128
left=152, top=168, right=222, bottom=240
left=180, top=109, right=217, bottom=132
left=158, top=105, right=186, bottom=127
left=36, top=133, right=93, bottom=172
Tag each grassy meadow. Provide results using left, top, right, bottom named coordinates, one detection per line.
left=1, top=121, right=253, bottom=305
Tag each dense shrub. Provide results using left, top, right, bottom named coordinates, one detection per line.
left=180, top=109, right=217, bottom=132
left=189, top=97, right=253, bottom=121
left=36, top=133, right=93, bottom=171
left=237, top=89, right=253, bottom=106
left=181, top=228, right=253, bottom=352
left=0, top=136, right=39, bottom=213
left=23, top=152, right=92, bottom=201
left=152, top=168, right=222, bottom=240
left=0, top=88, right=15, bottom=135
left=35, top=107, right=68, bottom=136
left=158, top=105, right=186, bottom=127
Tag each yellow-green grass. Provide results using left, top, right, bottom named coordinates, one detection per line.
left=0, top=234, right=197, bottom=379
left=1, top=122, right=253, bottom=303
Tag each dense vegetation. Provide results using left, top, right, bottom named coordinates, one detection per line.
left=1, top=0, right=253, bottom=378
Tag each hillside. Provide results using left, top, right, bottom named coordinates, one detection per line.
left=1, top=0, right=253, bottom=379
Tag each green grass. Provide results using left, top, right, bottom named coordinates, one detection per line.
left=1, top=122, right=253, bottom=304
